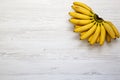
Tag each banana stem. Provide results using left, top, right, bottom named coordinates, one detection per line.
left=94, top=14, right=103, bottom=23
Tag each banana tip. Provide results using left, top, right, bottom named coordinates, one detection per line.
left=69, top=19, right=71, bottom=22
left=71, top=5, right=74, bottom=8
left=100, top=44, right=103, bottom=46
left=73, top=30, right=75, bottom=32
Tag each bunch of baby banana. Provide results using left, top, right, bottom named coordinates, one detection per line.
left=69, top=1, right=120, bottom=46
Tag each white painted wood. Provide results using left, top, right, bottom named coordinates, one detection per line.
left=0, top=0, right=120, bottom=80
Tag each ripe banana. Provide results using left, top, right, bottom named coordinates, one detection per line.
left=69, top=12, right=92, bottom=20
left=103, top=22, right=115, bottom=39
left=106, top=33, right=111, bottom=43
left=97, top=36, right=100, bottom=43
left=69, top=1, right=120, bottom=46
left=107, top=21, right=120, bottom=38
left=99, top=23, right=106, bottom=45
left=74, top=21, right=95, bottom=32
left=90, top=24, right=101, bottom=45
left=80, top=31, right=87, bottom=36
left=74, top=25, right=81, bottom=28
left=73, top=2, right=92, bottom=12
left=88, top=34, right=94, bottom=42
left=72, top=5, right=93, bottom=16
left=80, top=23, right=97, bottom=40
left=69, top=19, right=93, bottom=25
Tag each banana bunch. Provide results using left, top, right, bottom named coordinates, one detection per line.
left=69, top=1, right=120, bottom=46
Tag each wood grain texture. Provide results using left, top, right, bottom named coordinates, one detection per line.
left=0, top=0, right=120, bottom=80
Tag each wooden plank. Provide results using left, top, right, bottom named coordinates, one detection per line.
left=0, top=0, right=120, bottom=80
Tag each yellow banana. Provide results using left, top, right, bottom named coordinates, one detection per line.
left=73, top=2, right=93, bottom=12
left=69, top=12, right=92, bottom=20
left=80, top=31, right=86, bottom=36
left=99, top=24, right=106, bottom=45
left=103, top=22, right=115, bottom=39
left=69, top=18, right=92, bottom=25
left=74, top=25, right=81, bottom=28
left=106, top=33, right=111, bottom=43
left=74, top=21, right=95, bottom=32
left=107, top=21, right=120, bottom=38
left=96, top=36, right=100, bottom=43
left=90, top=24, right=101, bottom=45
left=88, top=34, right=94, bottom=42
left=72, top=5, right=93, bottom=16
left=80, top=23, right=97, bottom=40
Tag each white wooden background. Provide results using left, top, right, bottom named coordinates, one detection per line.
left=0, top=0, right=120, bottom=80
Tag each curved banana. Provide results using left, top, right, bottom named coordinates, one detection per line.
left=99, top=23, right=106, bottom=45
left=106, top=33, right=111, bottom=43
left=96, top=36, right=100, bottom=43
left=69, top=12, right=92, bottom=20
left=88, top=34, right=94, bottom=42
left=74, top=25, right=81, bottom=28
left=107, top=21, right=120, bottom=38
left=90, top=24, right=101, bottom=45
left=74, top=21, right=95, bottom=32
left=103, top=22, right=115, bottom=39
left=73, top=2, right=93, bottom=12
left=72, top=5, right=93, bottom=16
left=80, top=23, right=97, bottom=40
left=80, top=31, right=86, bottom=36
left=69, top=19, right=92, bottom=25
